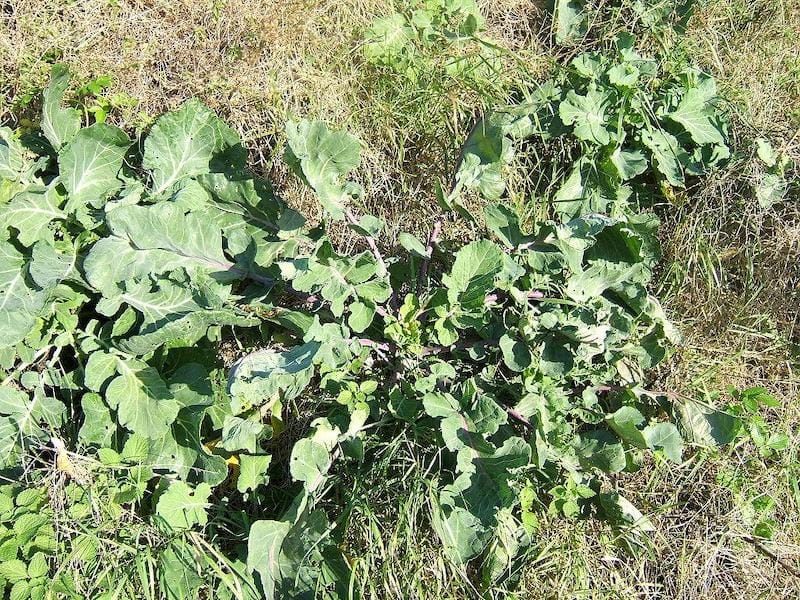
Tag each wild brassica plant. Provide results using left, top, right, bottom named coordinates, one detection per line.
left=0, top=62, right=736, bottom=598
left=452, top=34, right=730, bottom=220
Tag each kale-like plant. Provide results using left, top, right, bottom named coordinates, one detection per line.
left=0, top=63, right=738, bottom=597
left=452, top=35, right=730, bottom=220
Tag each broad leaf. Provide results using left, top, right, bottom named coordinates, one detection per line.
left=59, top=123, right=131, bottom=207
left=156, top=481, right=212, bottom=530
left=443, top=239, right=504, bottom=307
left=559, top=87, right=611, bottom=145
left=247, top=520, right=291, bottom=599
left=666, top=87, right=725, bottom=145
left=107, top=360, right=179, bottom=439
left=0, top=186, right=65, bottom=247
left=41, top=65, right=81, bottom=150
left=143, top=99, right=240, bottom=196
left=284, top=120, right=362, bottom=220
left=238, top=454, right=272, bottom=493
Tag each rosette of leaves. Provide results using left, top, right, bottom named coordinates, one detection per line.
left=1, top=65, right=740, bottom=597
left=452, top=34, right=731, bottom=220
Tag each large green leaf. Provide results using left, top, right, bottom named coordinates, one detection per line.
left=430, top=501, right=486, bottom=564
left=0, top=386, right=64, bottom=438
left=29, top=240, right=81, bottom=288
left=59, top=123, right=131, bottom=207
left=107, top=360, right=179, bottom=439
left=676, top=399, right=741, bottom=446
left=642, top=422, right=683, bottom=462
left=221, top=415, right=264, bottom=453
left=665, top=87, right=725, bottom=145
left=559, top=87, right=612, bottom=145
left=41, top=65, right=81, bottom=151
left=84, top=203, right=243, bottom=296
left=78, top=392, right=115, bottom=447
left=0, top=241, right=48, bottom=347
left=155, top=481, right=212, bottom=530
left=554, top=0, right=587, bottom=43
left=228, top=343, right=319, bottom=408
left=238, top=454, right=272, bottom=493
left=443, top=239, right=504, bottom=308
left=284, top=120, right=362, bottom=220
left=640, top=129, right=687, bottom=187
left=0, top=128, right=28, bottom=181
left=289, top=438, right=331, bottom=493
left=143, top=99, right=240, bottom=196
left=0, top=186, right=65, bottom=247
left=118, top=308, right=259, bottom=356
left=247, top=520, right=291, bottom=599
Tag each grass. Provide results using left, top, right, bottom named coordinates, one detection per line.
left=1, top=0, right=799, bottom=597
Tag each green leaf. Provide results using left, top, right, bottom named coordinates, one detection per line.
left=456, top=118, right=515, bottom=201
left=107, top=360, right=179, bottom=439
left=59, top=123, right=131, bottom=207
left=10, top=580, right=30, bottom=600
left=755, top=138, right=778, bottom=167
left=237, top=454, right=272, bottom=493
left=430, top=496, right=486, bottom=564
left=642, top=422, right=683, bottom=462
left=608, top=147, right=648, bottom=180
left=0, top=186, right=65, bottom=247
left=118, top=309, right=259, bottom=356
left=284, top=120, right=362, bottom=220
left=0, top=419, right=21, bottom=468
left=83, top=351, right=118, bottom=392
left=443, top=239, right=504, bottom=307
left=606, top=406, right=647, bottom=448
left=559, top=87, right=611, bottom=145
left=0, top=127, right=27, bottom=181
left=0, top=387, right=65, bottom=437
left=348, top=300, right=375, bottom=333
left=398, top=232, right=430, bottom=258
left=640, top=130, right=687, bottom=187
left=27, top=552, right=48, bottom=578
left=221, top=415, right=264, bottom=453
left=566, top=261, right=645, bottom=302
left=575, top=430, right=626, bottom=473
left=155, top=481, right=212, bottom=530
left=41, top=65, right=81, bottom=150
left=84, top=202, right=237, bottom=296
left=228, top=343, right=318, bottom=408
left=0, top=241, right=48, bottom=346
left=364, top=13, right=414, bottom=64
left=247, top=520, right=291, bottom=599
left=484, top=203, right=524, bottom=247
left=29, top=240, right=80, bottom=288
left=676, top=399, right=741, bottom=447
left=755, top=172, right=788, bottom=210
left=0, top=559, right=28, bottom=583
left=554, top=0, right=587, bottom=43
left=666, top=87, right=725, bottom=145
left=78, top=393, right=115, bottom=447
left=159, top=541, right=204, bottom=600
left=499, top=334, right=532, bottom=372
left=289, top=438, right=331, bottom=493
left=143, top=99, right=240, bottom=196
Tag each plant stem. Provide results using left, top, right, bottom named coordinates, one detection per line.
left=345, top=208, right=387, bottom=277
left=419, top=218, right=442, bottom=286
